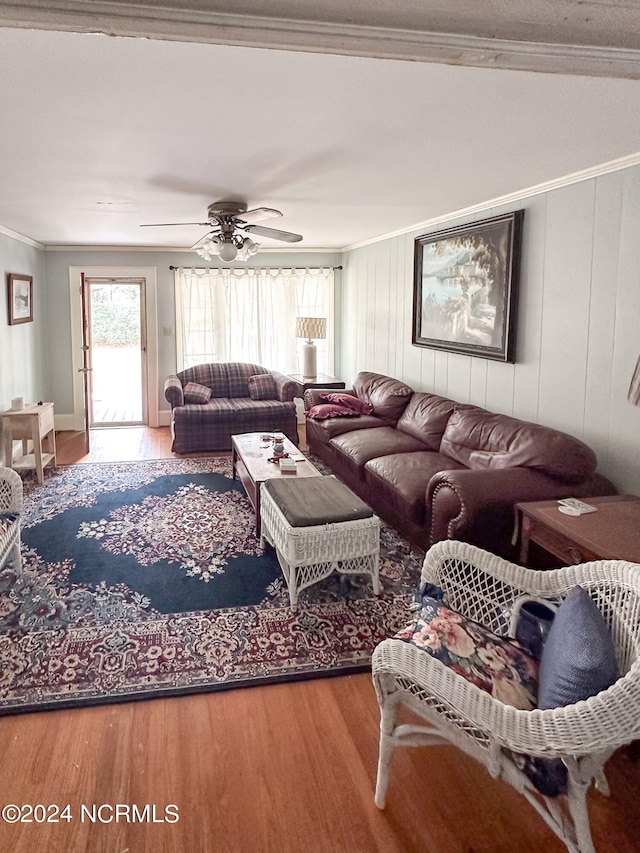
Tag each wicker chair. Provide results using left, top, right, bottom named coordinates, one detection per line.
left=372, top=540, right=640, bottom=853
left=0, top=466, right=22, bottom=574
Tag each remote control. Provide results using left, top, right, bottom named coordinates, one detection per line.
left=557, top=498, right=597, bottom=514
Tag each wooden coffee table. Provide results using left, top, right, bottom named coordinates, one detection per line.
left=231, top=432, right=322, bottom=535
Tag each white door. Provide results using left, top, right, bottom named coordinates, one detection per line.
left=84, top=277, right=148, bottom=427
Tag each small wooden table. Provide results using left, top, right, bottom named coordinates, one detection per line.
left=2, top=402, right=57, bottom=484
left=286, top=373, right=346, bottom=397
left=516, top=494, right=640, bottom=566
left=231, top=432, right=322, bottom=535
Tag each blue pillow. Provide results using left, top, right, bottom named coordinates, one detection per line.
left=538, top=586, right=618, bottom=710
left=514, top=586, right=618, bottom=798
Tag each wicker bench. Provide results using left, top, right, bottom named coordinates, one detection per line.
left=260, top=475, right=381, bottom=609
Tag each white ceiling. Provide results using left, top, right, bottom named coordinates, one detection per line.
left=1, top=22, right=640, bottom=251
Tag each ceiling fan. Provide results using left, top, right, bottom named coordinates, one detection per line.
left=140, top=200, right=303, bottom=262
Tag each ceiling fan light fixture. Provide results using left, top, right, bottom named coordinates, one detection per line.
left=218, top=241, right=238, bottom=262
left=195, top=232, right=261, bottom=263
left=235, top=237, right=261, bottom=261
left=160, top=199, right=295, bottom=261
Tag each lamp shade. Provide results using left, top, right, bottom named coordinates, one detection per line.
left=295, top=316, right=326, bottom=340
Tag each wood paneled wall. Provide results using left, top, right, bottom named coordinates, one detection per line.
left=341, top=164, right=640, bottom=495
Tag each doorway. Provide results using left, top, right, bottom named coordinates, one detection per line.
left=84, top=278, right=148, bottom=427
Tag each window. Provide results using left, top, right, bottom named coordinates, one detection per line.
left=174, top=267, right=334, bottom=373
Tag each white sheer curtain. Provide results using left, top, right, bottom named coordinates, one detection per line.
left=175, top=267, right=334, bottom=373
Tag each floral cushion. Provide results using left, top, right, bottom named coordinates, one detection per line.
left=395, top=595, right=539, bottom=710
left=320, top=392, right=373, bottom=415
left=306, top=404, right=359, bottom=420
left=183, top=381, right=212, bottom=404
left=248, top=374, right=277, bottom=400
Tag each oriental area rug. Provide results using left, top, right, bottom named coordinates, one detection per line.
left=0, top=457, right=423, bottom=715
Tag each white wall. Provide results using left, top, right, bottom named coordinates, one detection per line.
left=4, top=162, right=640, bottom=495
left=0, top=233, right=47, bottom=464
left=340, top=163, right=640, bottom=495
left=43, top=249, right=343, bottom=421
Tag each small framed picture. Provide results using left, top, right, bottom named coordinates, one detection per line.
left=7, top=273, right=33, bottom=325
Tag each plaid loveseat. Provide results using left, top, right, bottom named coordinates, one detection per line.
left=164, top=362, right=299, bottom=453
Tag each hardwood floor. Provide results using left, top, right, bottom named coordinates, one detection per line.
left=55, top=425, right=175, bottom=464
left=1, top=427, right=638, bottom=852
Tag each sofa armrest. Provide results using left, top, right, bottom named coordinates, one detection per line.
left=426, top=466, right=609, bottom=549
left=164, top=375, right=184, bottom=408
left=270, top=371, right=298, bottom=402
left=303, top=388, right=357, bottom=410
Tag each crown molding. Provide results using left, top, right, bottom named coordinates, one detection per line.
left=43, top=244, right=339, bottom=254
left=1, top=2, right=640, bottom=79
left=344, top=151, right=640, bottom=252
left=5, top=153, right=640, bottom=256
left=0, top=223, right=44, bottom=249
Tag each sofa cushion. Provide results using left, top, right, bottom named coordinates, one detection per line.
left=330, top=427, right=427, bottom=482
left=364, top=451, right=465, bottom=525
left=248, top=373, right=277, bottom=400
left=352, top=371, right=413, bottom=422
left=263, top=475, right=373, bottom=527
left=394, top=595, right=539, bottom=710
left=305, top=413, right=384, bottom=442
left=172, top=398, right=237, bottom=451
left=178, top=363, right=229, bottom=397
left=174, top=397, right=236, bottom=421
left=183, top=381, right=212, bottom=404
left=396, top=392, right=457, bottom=450
left=229, top=397, right=297, bottom=434
left=306, top=403, right=358, bottom=419
left=226, top=362, right=270, bottom=398
left=538, top=586, right=618, bottom=710
left=320, top=392, right=374, bottom=415
left=440, top=405, right=597, bottom=483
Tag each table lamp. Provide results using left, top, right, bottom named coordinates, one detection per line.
left=295, top=316, right=326, bottom=380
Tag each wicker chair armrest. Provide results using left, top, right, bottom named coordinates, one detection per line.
left=270, top=370, right=298, bottom=402
left=0, top=466, right=23, bottom=513
left=372, top=637, right=640, bottom=757
left=164, top=375, right=184, bottom=408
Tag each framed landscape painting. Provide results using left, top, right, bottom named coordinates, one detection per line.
left=7, top=273, right=33, bottom=325
left=412, top=210, right=524, bottom=362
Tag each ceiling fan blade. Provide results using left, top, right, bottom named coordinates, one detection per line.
left=236, top=207, right=282, bottom=224
left=140, top=221, right=210, bottom=227
left=244, top=224, right=303, bottom=243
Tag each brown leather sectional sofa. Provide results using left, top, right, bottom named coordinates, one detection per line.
left=304, top=371, right=617, bottom=557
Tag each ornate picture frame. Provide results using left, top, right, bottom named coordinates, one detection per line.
left=7, top=273, right=33, bottom=325
left=412, top=210, right=524, bottom=363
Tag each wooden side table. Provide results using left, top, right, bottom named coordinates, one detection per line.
left=516, top=495, right=640, bottom=566
left=286, top=373, right=346, bottom=397
left=2, top=402, right=57, bottom=484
